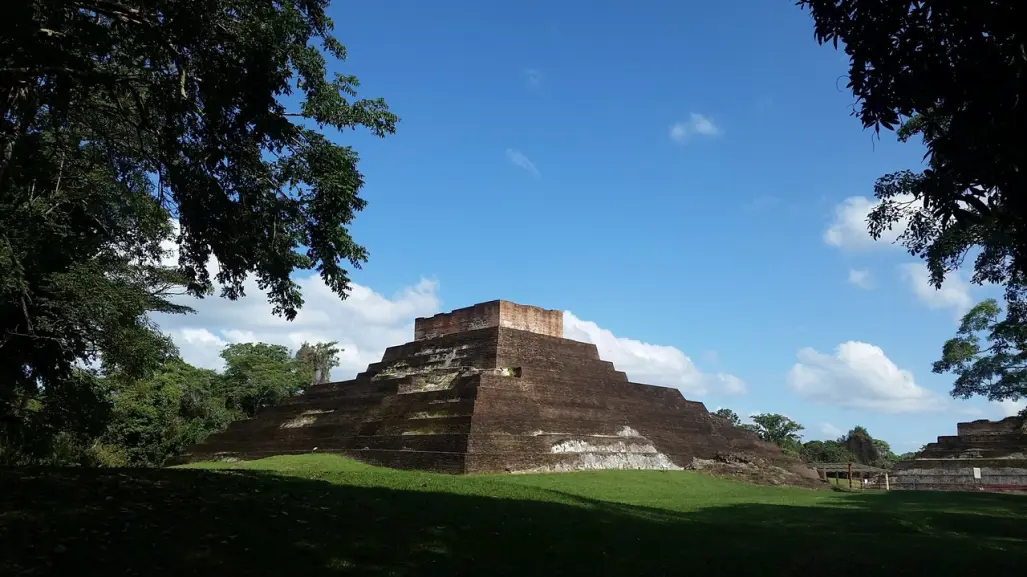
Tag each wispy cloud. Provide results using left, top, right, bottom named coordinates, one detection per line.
left=996, top=399, right=1026, bottom=418
left=669, top=113, right=721, bottom=143
left=847, top=268, right=874, bottom=290
left=505, top=149, right=541, bottom=178
left=899, top=263, right=973, bottom=320
left=820, top=422, right=842, bottom=438
left=524, top=68, right=543, bottom=87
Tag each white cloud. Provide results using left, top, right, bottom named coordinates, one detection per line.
left=563, top=311, right=746, bottom=396
left=787, top=341, right=945, bottom=413
left=824, top=195, right=921, bottom=251
left=820, top=422, right=843, bottom=438
left=995, top=399, right=1026, bottom=418
left=154, top=236, right=742, bottom=397
left=847, top=268, right=874, bottom=290
left=159, top=293, right=744, bottom=398
left=524, top=68, right=542, bottom=86
left=669, top=113, right=721, bottom=142
left=153, top=271, right=442, bottom=379
left=505, top=148, right=541, bottom=178
left=900, top=262, right=973, bottom=318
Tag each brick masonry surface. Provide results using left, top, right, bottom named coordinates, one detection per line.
left=414, top=300, right=562, bottom=341
left=891, top=416, right=1027, bottom=491
left=179, top=302, right=815, bottom=478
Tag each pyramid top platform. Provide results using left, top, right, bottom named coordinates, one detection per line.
left=414, top=300, right=563, bottom=341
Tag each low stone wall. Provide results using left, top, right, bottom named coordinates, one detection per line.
left=891, top=459, right=1027, bottom=491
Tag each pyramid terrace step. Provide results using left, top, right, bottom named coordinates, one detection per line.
left=182, top=448, right=468, bottom=474
left=516, top=365, right=628, bottom=383
left=918, top=448, right=1027, bottom=459
left=205, top=397, right=477, bottom=439
left=934, top=434, right=1027, bottom=447
left=202, top=432, right=472, bottom=455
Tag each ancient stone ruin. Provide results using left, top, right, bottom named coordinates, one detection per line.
left=891, top=417, right=1027, bottom=491
left=181, top=300, right=816, bottom=478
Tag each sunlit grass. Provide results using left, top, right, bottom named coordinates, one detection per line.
left=3, top=453, right=1025, bottom=576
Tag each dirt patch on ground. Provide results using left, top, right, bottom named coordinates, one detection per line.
left=688, top=452, right=824, bottom=489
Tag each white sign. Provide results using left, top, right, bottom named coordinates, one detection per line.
left=973, top=467, right=982, bottom=480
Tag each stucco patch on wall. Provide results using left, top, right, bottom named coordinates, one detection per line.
left=520, top=452, right=683, bottom=473
left=279, top=409, right=335, bottom=429
left=550, top=439, right=659, bottom=454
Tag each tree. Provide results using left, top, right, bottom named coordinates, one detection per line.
left=896, top=445, right=927, bottom=462
left=933, top=299, right=1027, bottom=417
left=745, top=413, right=804, bottom=453
left=872, top=438, right=899, bottom=468
left=712, top=408, right=741, bottom=427
left=834, top=426, right=902, bottom=468
left=842, top=426, right=880, bottom=467
left=1, top=0, right=396, bottom=449
left=295, top=341, right=342, bottom=387
left=96, top=359, right=237, bottom=467
left=220, top=343, right=307, bottom=417
left=800, top=439, right=857, bottom=464
left=796, top=2, right=1027, bottom=346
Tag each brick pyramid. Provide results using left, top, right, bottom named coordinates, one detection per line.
left=182, top=300, right=813, bottom=475
left=891, top=417, right=1027, bottom=491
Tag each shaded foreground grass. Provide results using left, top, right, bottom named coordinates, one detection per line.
left=2, top=454, right=1025, bottom=576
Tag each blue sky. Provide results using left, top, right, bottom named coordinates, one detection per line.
left=155, top=1, right=1022, bottom=453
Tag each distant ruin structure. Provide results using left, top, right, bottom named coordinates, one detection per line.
left=891, top=417, right=1027, bottom=491
left=181, top=300, right=816, bottom=477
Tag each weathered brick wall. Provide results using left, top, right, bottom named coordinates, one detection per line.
left=498, top=300, right=563, bottom=337
left=464, top=359, right=807, bottom=475
left=495, top=328, right=613, bottom=373
left=414, top=302, right=501, bottom=341
left=414, top=300, right=562, bottom=341
left=956, top=416, right=1021, bottom=437
left=176, top=373, right=483, bottom=473
left=375, top=327, right=500, bottom=373
left=891, top=459, right=1027, bottom=490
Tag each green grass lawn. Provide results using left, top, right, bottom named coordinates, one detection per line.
left=2, top=454, right=1026, bottom=576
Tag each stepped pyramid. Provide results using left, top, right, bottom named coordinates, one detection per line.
left=891, top=417, right=1027, bottom=491
left=182, top=300, right=813, bottom=475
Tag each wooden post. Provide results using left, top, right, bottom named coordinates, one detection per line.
left=885, top=472, right=890, bottom=491
left=848, top=462, right=853, bottom=489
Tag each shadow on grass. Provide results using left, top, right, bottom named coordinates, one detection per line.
left=1, top=468, right=1025, bottom=577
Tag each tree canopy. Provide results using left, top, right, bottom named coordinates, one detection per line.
left=712, top=408, right=741, bottom=427
left=296, top=341, right=342, bottom=387
left=797, top=1, right=1027, bottom=342
left=800, top=440, right=856, bottom=464
left=2, top=339, right=341, bottom=467
left=742, top=413, right=804, bottom=454
left=1, top=0, right=395, bottom=455
left=934, top=299, right=1026, bottom=416
left=797, top=426, right=899, bottom=468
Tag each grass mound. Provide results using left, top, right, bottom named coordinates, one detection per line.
left=2, top=454, right=1026, bottom=576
